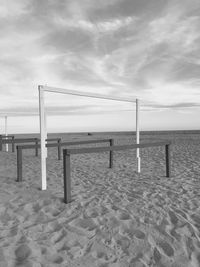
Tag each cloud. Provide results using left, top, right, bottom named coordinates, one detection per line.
left=169, top=61, right=200, bottom=82
left=0, top=0, right=27, bottom=18
left=0, top=0, right=200, bottom=130
left=145, top=102, right=200, bottom=110
left=88, top=0, right=167, bottom=22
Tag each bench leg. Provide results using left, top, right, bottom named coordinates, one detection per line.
left=165, top=144, right=171, bottom=177
left=12, top=137, right=15, bottom=152
left=35, top=139, right=39, bottom=157
left=17, top=147, right=23, bottom=182
left=58, top=139, right=61, bottom=160
left=63, top=151, right=71, bottom=203
left=109, top=139, right=114, bottom=168
left=0, top=136, right=2, bottom=151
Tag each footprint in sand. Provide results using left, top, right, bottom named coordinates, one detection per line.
left=129, top=252, right=144, bottom=267
left=153, top=247, right=162, bottom=263
left=86, top=208, right=99, bottom=218
left=46, top=221, right=63, bottom=233
left=115, top=236, right=130, bottom=254
left=51, top=229, right=66, bottom=244
left=15, top=244, right=32, bottom=263
left=41, top=247, right=47, bottom=255
left=190, top=213, right=200, bottom=228
left=0, top=248, right=7, bottom=266
left=73, top=218, right=97, bottom=231
left=168, top=210, right=179, bottom=225
left=92, top=250, right=109, bottom=260
left=92, top=248, right=116, bottom=263
left=117, top=211, right=131, bottom=220
left=149, top=234, right=174, bottom=258
left=119, top=226, right=134, bottom=239
left=47, top=254, right=64, bottom=264
left=133, top=229, right=146, bottom=240
left=157, top=240, right=174, bottom=257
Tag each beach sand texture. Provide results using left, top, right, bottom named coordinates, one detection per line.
left=0, top=132, right=200, bottom=267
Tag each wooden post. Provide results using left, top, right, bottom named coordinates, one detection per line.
left=5, top=116, right=9, bottom=152
left=136, top=99, right=140, bottom=173
left=63, top=150, right=71, bottom=204
left=0, top=135, right=2, bottom=151
left=35, top=138, right=39, bottom=157
left=17, top=146, right=22, bottom=182
left=58, top=138, right=61, bottom=160
left=12, top=136, right=15, bottom=152
left=109, top=139, right=114, bottom=168
left=165, top=144, right=171, bottom=178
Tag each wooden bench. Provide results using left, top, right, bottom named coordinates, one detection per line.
left=63, top=141, right=172, bottom=203
left=1, top=137, right=39, bottom=153
left=16, top=139, right=114, bottom=182
left=0, top=137, right=62, bottom=154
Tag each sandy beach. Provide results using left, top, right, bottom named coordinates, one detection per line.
left=0, top=132, right=200, bottom=267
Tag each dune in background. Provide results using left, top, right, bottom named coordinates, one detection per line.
left=0, top=132, right=200, bottom=267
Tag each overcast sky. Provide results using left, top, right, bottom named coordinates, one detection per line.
left=0, top=0, right=200, bottom=133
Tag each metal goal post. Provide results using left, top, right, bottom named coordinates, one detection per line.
left=38, top=85, right=140, bottom=190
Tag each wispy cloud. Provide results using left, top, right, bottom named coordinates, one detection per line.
left=0, top=0, right=200, bottom=130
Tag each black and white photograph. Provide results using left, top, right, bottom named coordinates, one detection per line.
left=0, top=0, right=200, bottom=266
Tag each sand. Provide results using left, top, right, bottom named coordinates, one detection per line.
left=0, top=132, right=200, bottom=267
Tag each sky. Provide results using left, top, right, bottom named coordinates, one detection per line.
left=0, top=0, right=200, bottom=133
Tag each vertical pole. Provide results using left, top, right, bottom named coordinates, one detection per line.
left=136, top=99, right=140, bottom=173
left=165, top=144, right=171, bottom=178
left=63, top=150, right=71, bottom=204
left=17, top=146, right=22, bottom=182
left=58, top=138, right=61, bottom=160
left=109, top=139, right=114, bottom=168
left=12, top=136, right=15, bottom=152
left=5, top=116, right=8, bottom=152
left=0, top=135, right=2, bottom=151
left=44, top=113, right=48, bottom=158
left=35, top=138, right=39, bottom=157
left=39, top=85, right=47, bottom=190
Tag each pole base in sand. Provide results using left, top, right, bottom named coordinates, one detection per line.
left=137, top=156, right=141, bottom=173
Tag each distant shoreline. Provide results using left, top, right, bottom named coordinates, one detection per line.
left=7, top=129, right=200, bottom=138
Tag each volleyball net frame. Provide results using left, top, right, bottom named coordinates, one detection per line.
left=38, top=85, right=140, bottom=190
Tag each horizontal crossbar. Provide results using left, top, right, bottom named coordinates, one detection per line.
left=2, top=138, right=38, bottom=144
left=45, top=138, right=61, bottom=141
left=40, top=85, right=136, bottom=103
left=1, top=137, right=61, bottom=144
left=0, top=135, right=14, bottom=138
left=16, top=139, right=113, bottom=150
left=64, top=141, right=171, bottom=155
